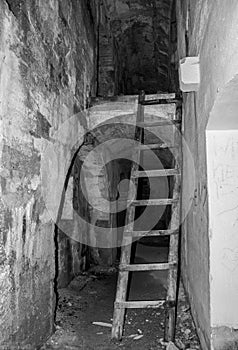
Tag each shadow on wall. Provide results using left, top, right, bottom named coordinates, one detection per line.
left=119, top=22, right=161, bottom=94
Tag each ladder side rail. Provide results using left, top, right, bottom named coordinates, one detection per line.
left=164, top=106, right=182, bottom=342
left=111, top=91, right=145, bottom=340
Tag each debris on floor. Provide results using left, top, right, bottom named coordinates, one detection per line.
left=92, top=322, right=112, bottom=328
left=133, top=334, right=144, bottom=341
left=166, top=341, right=179, bottom=350
left=175, top=287, right=201, bottom=350
left=68, top=273, right=96, bottom=292
left=41, top=269, right=201, bottom=350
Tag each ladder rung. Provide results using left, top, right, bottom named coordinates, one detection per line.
left=138, top=143, right=176, bottom=150
left=114, top=300, right=166, bottom=309
left=138, top=120, right=181, bottom=127
left=133, top=169, right=180, bottom=178
left=132, top=198, right=178, bottom=206
left=125, top=229, right=179, bottom=237
left=141, top=97, right=182, bottom=106
left=120, top=262, right=177, bottom=272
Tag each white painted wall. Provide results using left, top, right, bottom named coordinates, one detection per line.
left=207, top=130, right=238, bottom=327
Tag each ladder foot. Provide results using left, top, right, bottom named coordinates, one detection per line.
left=111, top=323, right=124, bottom=341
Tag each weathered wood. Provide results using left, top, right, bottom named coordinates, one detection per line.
left=115, top=300, right=166, bottom=309
left=164, top=103, right=182, bottom=343
left=132, top=169, right=180, bottom=178
left=138, top=120, right=181, bottom=127
left=125, top=229, right=179, bottom=237
left=120, top=262, right=177, bottom=272
left=138, top=143, right=176, bottom=150
left=145, top=93, right=176, bottom=101
left=91, top=93, right=176, bottom=105
left=112, top=92, right=182, bottom=342
left=132, top=198, right=178, bottom=206
left=141, top=98, right=182, bottom=106
left=111, top=91, right=145, bottom=341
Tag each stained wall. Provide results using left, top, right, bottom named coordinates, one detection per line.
left=0, top=0, right=100, bottom=346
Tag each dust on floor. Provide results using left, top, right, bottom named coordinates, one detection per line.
left=41, top=269, right=201, bottom=350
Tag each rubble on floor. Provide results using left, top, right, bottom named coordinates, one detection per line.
left=41, top=271, right=201, bottom=350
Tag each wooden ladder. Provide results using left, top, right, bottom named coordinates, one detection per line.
left=111, top=91, right=182, bottom=342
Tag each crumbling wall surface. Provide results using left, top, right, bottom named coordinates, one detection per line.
left=177, top=1, right=238, bottom=349
left=0, top=0, right=97, bottom=347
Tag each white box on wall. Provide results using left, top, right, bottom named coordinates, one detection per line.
left=179, top=56, right=200, bottom=92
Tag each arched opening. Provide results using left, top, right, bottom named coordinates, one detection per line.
left=55, top=128, right=124, bottom=289
left=49, top=98, right=183, bottom=348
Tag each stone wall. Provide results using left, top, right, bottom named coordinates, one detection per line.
left=177, top=1, right=238, bottom=349
left=168, top=0, right=178, bottom=92
left=0, top=0, right=100, bottom=347
left=98, top=26, right=119, bottom=97
left=106, top=0, right=174, bottom=94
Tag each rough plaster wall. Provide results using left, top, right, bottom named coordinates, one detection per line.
left=76, top=130, right=122, bottom=266
left=177, top=0, right=238, bottom=349
left=98, top=26, right=119, bottom=97
left=168, top=0, right=178, bottom=92
left=106, top=0, right=174, bottom=94
left=57, top=157, right=89, bottom=288
left=78, top=140, right=112, bottom=264
left=0, top=0, right=97, bottom=347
